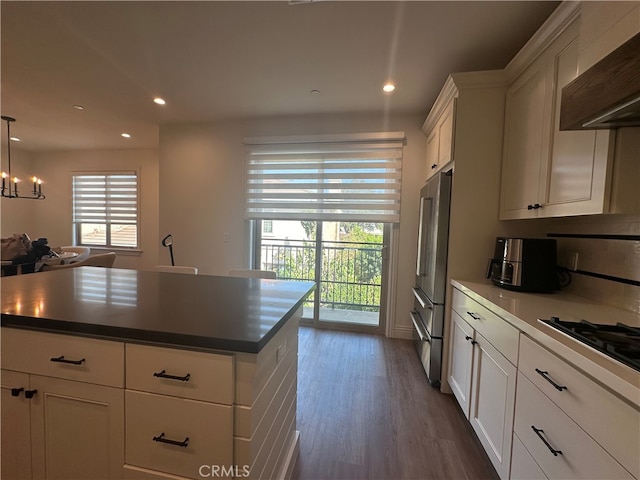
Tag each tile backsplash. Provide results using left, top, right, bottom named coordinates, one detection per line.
left=549, top=215, right=640, bottom=315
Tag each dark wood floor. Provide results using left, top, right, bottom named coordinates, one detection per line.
left=292, top=327, right=499, bottom=480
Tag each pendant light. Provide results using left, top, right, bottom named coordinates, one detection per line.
left=1, top=115, right=45, bottom=199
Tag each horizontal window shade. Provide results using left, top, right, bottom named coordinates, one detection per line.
left=245, top=139, right=404, bottom=222
left=73, top=174, right=138, bottom=224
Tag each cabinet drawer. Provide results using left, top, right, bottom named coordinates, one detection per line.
left=514, top=373, right=633, bottom=480
left=451, top=289, right=519, bottom=364
left=1, top=328, right=124, bottom=387
left=519, top=335, right=639, bottom=478
left=126, top=391, right=233, bottom=479
left=126, top=344, right=233, bottom=404
left=511, top=433, right=548, bottom=480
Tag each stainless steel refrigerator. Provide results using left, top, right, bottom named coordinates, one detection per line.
left=410, top=169, right=452, bottom=386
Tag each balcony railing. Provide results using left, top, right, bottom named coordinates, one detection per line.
left=260, top=238, right=383, bottom=313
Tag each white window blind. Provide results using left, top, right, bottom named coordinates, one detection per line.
left=72, top=173, right=139, bottom=248
left=244, top=134, right=404, bottom=222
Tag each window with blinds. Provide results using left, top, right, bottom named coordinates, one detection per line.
left=72, top=172, right=139, bottom=248
left=244, top=133, right=404, bottom=223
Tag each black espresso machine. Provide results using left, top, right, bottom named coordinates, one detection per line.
left=487, top=237, right=558, bottom=293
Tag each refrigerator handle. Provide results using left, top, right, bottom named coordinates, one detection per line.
left=416, top=196, right=432, bottom=277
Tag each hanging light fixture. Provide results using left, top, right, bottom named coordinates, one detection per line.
left=1, top=115, right=45, bottom=199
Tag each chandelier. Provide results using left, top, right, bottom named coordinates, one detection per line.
left=1, top=115, right=45, bottom=199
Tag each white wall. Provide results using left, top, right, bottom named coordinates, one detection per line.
left=159, top=112, right=426, bottom=337
left=1, top=148, right=160, bottom=270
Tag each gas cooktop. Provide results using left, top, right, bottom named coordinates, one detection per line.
left=540, top=317, right=640, bottom=373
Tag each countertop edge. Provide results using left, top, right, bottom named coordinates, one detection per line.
left=1, top=281, right=315, bottom=355
left=451, top=279, right=640, bottom=409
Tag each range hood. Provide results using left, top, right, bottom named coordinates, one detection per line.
left=560, top=32, right=640, bottom=130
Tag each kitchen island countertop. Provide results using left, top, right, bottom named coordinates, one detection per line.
left=1, top=267, right=315, bottom=353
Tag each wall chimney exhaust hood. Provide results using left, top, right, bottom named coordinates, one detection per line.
left=560, top=32, right=640, bottom=130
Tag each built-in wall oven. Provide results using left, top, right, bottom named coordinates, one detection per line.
left=411, top=169, right=452, bottom=386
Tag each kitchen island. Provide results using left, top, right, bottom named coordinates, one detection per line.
left=1, top=267, right=315, bottom=480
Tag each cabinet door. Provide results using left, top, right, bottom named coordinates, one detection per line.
left=437, top=101, right=454, bottom=166
left=542, top=34, right=614, bottom=217
left=29, top=375, right=124, bottom=480
left=447, top=311, right=474, bottom=418
left=500, top=57, right=548, bottom=220
left=469, top=332, right=517, bottom=480
left=1, top=370, right=32, bottom=480
left=425, top=128, right=439, bottom=176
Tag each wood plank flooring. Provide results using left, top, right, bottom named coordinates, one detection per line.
left=292, top=327, right=499, bottom=480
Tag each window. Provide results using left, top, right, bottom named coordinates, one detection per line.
left=72, top=172, right=139, bottom=249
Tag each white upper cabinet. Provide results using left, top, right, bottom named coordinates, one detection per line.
left=500, top=17, right=618, bottom=220
left=422, top=87, right=456, bottom=180
left=498, top=1, right=640, bottom=221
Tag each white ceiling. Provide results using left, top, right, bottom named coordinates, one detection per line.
left=1, top=1, right=559, bottom=152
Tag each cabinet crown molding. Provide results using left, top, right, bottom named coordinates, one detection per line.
left=505, top=1, right=581, bottom=81
left=422, top=70, right=506, bottom=133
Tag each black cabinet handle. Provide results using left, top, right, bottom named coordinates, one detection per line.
left=11, top=387, right=24, bottom=397
left=50, top=355, right=85, bottom=366
left=25, top=389, right=37, bottom=399
left=466, top=311, right=481, bottom=321
left=465, top=335, right=472, bottom=341
left=153, top=370, right=191, bottom=382
left=528, top=203, right=542, bottom=210
left=527, top=204, right=534, bottom=210
left=531, top=426, right=562, bottom=456
left=152, top=432, right=189, bottom=448
left=535, top=368, right=567, bottom=391
left=431, top=163, right=437, bottom=169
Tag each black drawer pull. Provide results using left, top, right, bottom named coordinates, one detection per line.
left=531, top=426, right=562, bottom=456
left=25, top=389, right=37, bottom=399
left=11, top=387, right=24, bottom=397
left=431, top=163, right=438, bottom=169
left=465, top=335, right=472, bottom=341
left=466, top=311, right=481, bottom=321
left=153, top=370, right=191, bottom=382
left=152, top=432, right=189, bottom=448
left=535, top=368, right=567, bottom=391
left=50, top=355, right=85, bottom=366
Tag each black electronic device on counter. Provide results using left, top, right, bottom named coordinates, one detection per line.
left=487, top=237, right=558, bottom=293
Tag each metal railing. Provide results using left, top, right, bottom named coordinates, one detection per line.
left=260, top=239, right=383, bottom=312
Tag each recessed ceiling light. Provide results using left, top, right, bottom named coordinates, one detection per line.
left=383, top=83, right=396, bottom=93
left=310, top=89, right=321, bottom=95
left=153, top=97, right=166, bottom=105
left=73, top=104, right=84, bottom=110
left=10, top=137, right=20, bottom=142
left=121, top=133, right=131, bottom=139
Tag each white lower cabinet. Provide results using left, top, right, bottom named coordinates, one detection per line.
left=1, top=328, right=125, bottom=480
left=448, top=311, right=474, bottom=416
left=448, top=289, right=518, bottom=480
left=125, top=391, right=232, bottom=479
left=469, top=331, right=517, bottom=480
left=124, top=344, right=234, bottom=480
left=514, top=372, right=633, bottom=480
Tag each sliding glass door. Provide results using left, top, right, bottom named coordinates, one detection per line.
left=255, top=220, right=387, bottom=333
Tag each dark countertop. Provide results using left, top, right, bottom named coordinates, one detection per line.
left=1, top=267, right=315, bottom=353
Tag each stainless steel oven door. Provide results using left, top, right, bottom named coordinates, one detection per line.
left=410, top=309, right=442, bottom=386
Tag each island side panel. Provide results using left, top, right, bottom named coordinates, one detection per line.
left=233, top=307, right=301, bottom=480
